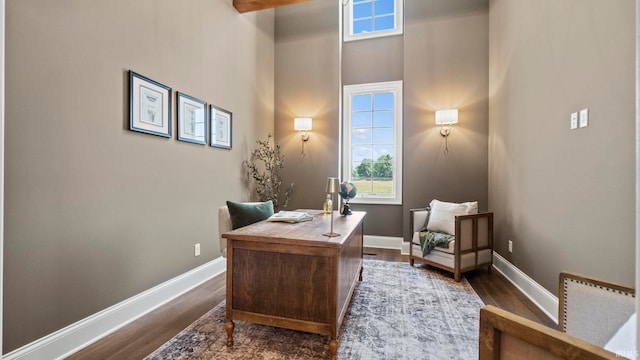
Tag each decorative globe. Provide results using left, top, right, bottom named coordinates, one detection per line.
left=339, top=181, right=357, bottom=201
left=338, top=181, right=357, bottom=216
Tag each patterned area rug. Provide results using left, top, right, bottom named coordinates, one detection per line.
left=146, top=259, right=484, bottom=359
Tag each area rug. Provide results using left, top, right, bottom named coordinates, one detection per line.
left=146, top=259, right=484, bottom=359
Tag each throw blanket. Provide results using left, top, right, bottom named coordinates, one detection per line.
left=419, top=231, right=455, bottom=256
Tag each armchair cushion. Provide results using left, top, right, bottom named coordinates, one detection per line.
left=426, top=199, right=478, bottom=235
left=418, top=230, right=455, bottom=256
left=412, top=231, right=456, bottom=254
left=226, top=200, right=274, bottom=230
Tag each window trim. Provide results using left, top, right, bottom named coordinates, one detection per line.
left=343, top=0, right=404, bottom=42
left=342, top=81, right=403, bottom=205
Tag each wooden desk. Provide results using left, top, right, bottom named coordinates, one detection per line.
left=222, top=210, right=365, bottom=360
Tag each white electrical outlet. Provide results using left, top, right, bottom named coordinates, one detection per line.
left=508, top=240, right=513, bottom=253
left=579, top=108, right=589, bottom=128
left=194, top=243, right=201, bottom=257
left=570, top=112, right=578, bottom=129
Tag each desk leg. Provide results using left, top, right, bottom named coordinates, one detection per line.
left=329, top=338, right=338, bottom=360
left=226, top=320, right=235, bottom=346
left=359, top=265, right=363, bottom=282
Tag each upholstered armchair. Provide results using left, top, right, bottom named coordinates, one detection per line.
left=409, top=199, right=493, bottom=281
left=479, top=272, right=636, bottom=359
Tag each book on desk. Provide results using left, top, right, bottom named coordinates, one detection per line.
left=266, top=211, right=313, bottom=223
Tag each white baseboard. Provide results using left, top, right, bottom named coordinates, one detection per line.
left=363, top=235, right=409, bottom=255
left=3, top=257, right=226, bottom=360
left=400, top=241, right=410, bottom=255
left=492, top=252, right=559, bottom=324
left=363, top=235, right=401, bottom=249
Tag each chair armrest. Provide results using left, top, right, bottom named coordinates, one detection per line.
left=480, top=305, right=619, bottom=359
left=559, top=272, right=635, bottom=347
left=454, top=212, right=493, bottom=252
left=410, top=208, right=429, bottom=233
left=218, top=205, right=232, bottom=257
left=455, top=211, right=493, bottom=221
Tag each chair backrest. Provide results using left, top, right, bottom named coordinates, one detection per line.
left=218, top=206, right=232, bottom=257
left=559, top=272, right=635, bottom=347
left=479, top=305, right=618, bottom=359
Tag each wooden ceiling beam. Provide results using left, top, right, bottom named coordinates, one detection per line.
left=233, top=0, right=312, bottom=13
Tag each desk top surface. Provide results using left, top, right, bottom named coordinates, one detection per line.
left=222, top=210, right=366, bottom=248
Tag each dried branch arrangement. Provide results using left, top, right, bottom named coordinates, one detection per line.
left=244, top=133, right=294, bottom=211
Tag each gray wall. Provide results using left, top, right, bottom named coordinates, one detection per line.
left=275, top=0, right=341, bottom=212
left=275, top=0, right=489, bottom=239
left=4, top=0, right=274, bottom=352
left=488, top=0, right=636, bottom=293
left=402, top=0, right=489, bottom=239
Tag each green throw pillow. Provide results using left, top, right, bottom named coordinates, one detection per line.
left=226, top=200, right=274, bottom=230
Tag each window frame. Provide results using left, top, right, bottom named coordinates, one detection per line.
left=342, top=81, right=403, bottom=205
left=343, top=0, right=404, bottom=42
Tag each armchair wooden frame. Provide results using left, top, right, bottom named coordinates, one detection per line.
left=409, top=208, right=493, bottom=281
left=479, top=305, right=619, bottom=359
left=479, top=272, right=635, bottom=359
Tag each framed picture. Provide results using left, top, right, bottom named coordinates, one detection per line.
left=129, top=71, right=172, bottom=137
left=176, top=92, right=207, bottom=144
left=210, top=105, right=232, bottom=150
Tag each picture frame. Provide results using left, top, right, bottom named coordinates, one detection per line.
left=176, top=92, right=207, bottom=145
left=129, top=71, right=172, bottom=137
left=210, top=105, right=232, bottom=150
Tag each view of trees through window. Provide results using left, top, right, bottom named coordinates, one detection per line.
left=352, top=154, right=393, bottom=193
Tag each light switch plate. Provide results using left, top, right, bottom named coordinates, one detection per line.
left=579, top=108, right=589, bottom=128
left=194, top=243, right=201, bottom=256
left=570, top=112, right=578, bottom=129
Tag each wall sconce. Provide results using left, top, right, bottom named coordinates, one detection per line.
left=294, top=117, right=312, bottom=157
left=294, top=117, right=312, bottom=141
left=435, top=109, right=458, bottom=137
left=435, top=109, right=458, bottom=155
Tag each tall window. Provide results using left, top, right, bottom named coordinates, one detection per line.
left=343, top=0, right=404, bottom=42
left=343, top=81, right=403, bottom=205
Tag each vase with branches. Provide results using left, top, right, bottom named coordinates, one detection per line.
left=244, top=133, right=294, bottom=211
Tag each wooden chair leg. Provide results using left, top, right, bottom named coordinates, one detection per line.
left=409, top=258, right=415, bottom=266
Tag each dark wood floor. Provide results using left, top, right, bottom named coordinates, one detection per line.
left=68, top=247, right=555, bottom=359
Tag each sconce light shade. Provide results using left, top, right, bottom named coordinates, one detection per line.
left=435, top=109, right=458, bottom=125
left=294, top=117, right=313, bottom=131
left=435, top=109, right=458, bottom=155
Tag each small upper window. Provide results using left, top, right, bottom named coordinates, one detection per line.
left=343, top=0, right=403, bottom=42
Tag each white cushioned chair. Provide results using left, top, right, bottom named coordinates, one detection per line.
left=409, top=199, right=494, bottom=281
left=479, top=272, right=635, bottom=359
left=559, top=272, right=636, bottom=352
